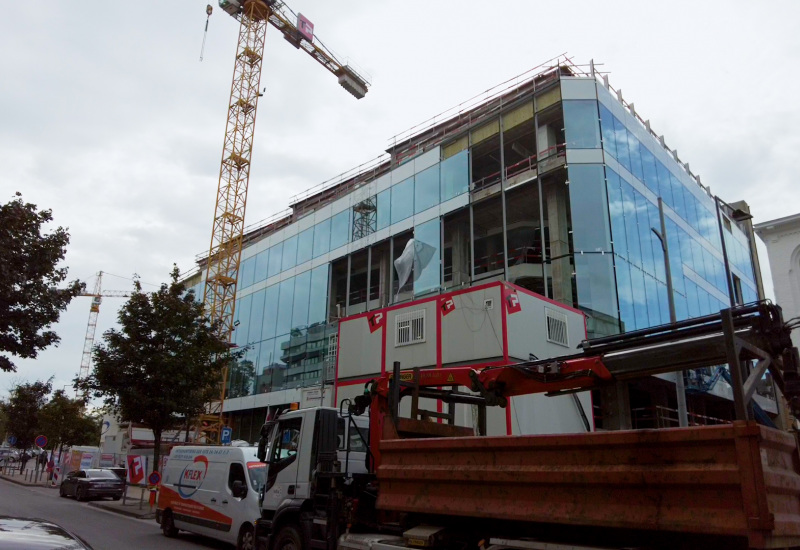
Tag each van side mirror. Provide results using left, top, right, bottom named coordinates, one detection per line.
left=232, top=480, right=247, bottom=499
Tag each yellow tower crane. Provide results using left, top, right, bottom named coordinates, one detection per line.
left=201, top=0, right=369, bottom=443
left=77, top=271, right=132, bottom=398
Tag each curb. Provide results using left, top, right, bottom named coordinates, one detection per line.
left=0, top=474, right=55, bottom=488
left=87, top=501, right=156, bottom=520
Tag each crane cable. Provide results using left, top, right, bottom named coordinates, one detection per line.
left=200, top=5, right=213, bottom=62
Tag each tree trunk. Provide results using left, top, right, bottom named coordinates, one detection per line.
left=153, top=428, right=162, bottom=477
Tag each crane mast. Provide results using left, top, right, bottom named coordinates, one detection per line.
left=78, top=271, right=132, bottom=399
left=201, top=0, right=369, bottom=443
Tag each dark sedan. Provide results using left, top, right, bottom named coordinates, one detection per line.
left=59, top=469, right=125, bottom=501
left=0, top=516, right=93, bottom=549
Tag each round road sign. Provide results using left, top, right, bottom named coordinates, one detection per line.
left=7, top=436, right=17, bottom=445
left=35, top=435, right=47, bottom=448
left=148, top=471, right=161, bottom=485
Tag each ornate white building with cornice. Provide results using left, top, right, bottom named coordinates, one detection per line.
left=755, top=213, right=800, bottom=349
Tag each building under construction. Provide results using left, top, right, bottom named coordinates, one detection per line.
left=187, top=56, right=776, bottom=442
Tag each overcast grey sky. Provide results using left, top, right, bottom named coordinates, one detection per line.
left=2, top=1, right=799, bottom=397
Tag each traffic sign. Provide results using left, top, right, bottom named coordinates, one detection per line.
left=148, top=471, right=161, bottom=485
left=35, top=435, right=47, bottom=448
left=7, top=436, right=17, bottom=446
left=221, top=426, right=232, bottom=445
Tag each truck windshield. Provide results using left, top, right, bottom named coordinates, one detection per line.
left=247, top=461, right=266, bottom=490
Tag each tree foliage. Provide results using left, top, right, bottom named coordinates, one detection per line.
left=0, top=193, right=84, bottom=372
left=2, top=378, right=52, bottom=449
left=79, top=266, right=238, bottom=471
left=38, top=390, right=101, bottom=448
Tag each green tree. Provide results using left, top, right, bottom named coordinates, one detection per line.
left=78, top=266, right=238, bottom=472
left=2, top=378, right=52, bottom=449
left=38, top=390, right=100, bottom=451
left=0, top=193, right=84, bottom=372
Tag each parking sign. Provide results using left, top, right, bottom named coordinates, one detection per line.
left=221, top=426, right=232, bottom=445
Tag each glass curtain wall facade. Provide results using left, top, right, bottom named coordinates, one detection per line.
left=212, top=70, right=760, bottom=410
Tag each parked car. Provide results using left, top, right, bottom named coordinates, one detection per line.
left=0, top=516, right=93, bottom=549
left=59, top=469, right=125, bottom=501
left=0, top=448, right=18, bottom=465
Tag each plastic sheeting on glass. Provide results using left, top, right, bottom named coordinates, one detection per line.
left=413, top=219, right=441, bottom=296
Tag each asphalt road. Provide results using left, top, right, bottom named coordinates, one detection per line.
left=0, top=479, right=232, bottom=550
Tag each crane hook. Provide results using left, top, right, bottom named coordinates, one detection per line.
left=200, top=4, right=213, bottom=62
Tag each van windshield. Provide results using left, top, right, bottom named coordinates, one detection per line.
left=247, top=462, right=266, bottom=490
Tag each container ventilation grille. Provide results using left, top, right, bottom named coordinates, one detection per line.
left=396, top=309, right=426, bottom=347
left=545, top=308, right=569, bottom=347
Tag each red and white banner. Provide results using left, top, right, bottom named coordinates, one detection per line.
left=367, top=311, right=385, bottom=333
left=127, top=455, right=147, bottom=484
left=503, top=287, right=522, bottom=315
left=439, top=297, right=456, bottom=317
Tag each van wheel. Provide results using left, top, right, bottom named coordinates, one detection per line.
left=161, top=510, right=179, bottom=537
left=237, top=523, right=255, bottom=550
left=273, top=525, right=302, bottom=550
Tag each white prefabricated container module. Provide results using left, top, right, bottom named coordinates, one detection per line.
left=334, top=281, right=591, bottom=437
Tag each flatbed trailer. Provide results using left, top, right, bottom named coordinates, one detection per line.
left=378, top=421, right=800, bottom=549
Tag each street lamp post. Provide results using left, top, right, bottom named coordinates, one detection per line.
left=651, top=197, right=689, bottom=428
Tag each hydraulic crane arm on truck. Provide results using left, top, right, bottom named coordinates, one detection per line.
left=252, top=302, right=800, bottom=550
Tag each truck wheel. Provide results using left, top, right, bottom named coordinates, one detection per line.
left=161, top=510, right=179, bottom=537
left=273, top=525, right=302, bottom=550
left=237, top=523, right=255, bottom=550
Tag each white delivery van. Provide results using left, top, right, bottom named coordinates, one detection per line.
left=157, top=445, right=265, bottom=550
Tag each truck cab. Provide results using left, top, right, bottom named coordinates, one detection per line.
left=257, top=407, right=371, bottom=550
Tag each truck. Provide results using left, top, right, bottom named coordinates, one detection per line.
left=245, top=303, right=800, bottom=550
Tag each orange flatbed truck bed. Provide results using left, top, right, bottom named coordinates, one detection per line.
left=377, top=421, right=800, bottom=549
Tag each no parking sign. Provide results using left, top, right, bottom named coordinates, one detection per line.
left=35, top=435, right=47, bottom=448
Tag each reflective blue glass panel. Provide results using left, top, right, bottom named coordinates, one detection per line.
left=599, top=104, right=617, bottom=158
left=391, top=177, right=414, bottom=224
left=240, top=256, right=256, bottom=288
left=282, top=235, right=298, bottom=271
left=248, top=289, right=265, bottom=343
left=606, top=169, right=628, bottom=259
left=330, top=210, right=350, bottom=251
left=613, top=116, right=631, bottom=173
left=563, top=100, right=601, bottom=149
left=620, top=180, right=642, bottom=268
left=261, top=283, right=279, bottom=341
left=441, top=150, right=469, bottom=201
left=627, top=132, right=644, bottom=183
left=568, top=164, right=611, bottom=252
left=574, top=253, right=619, bottom=335
left=629, top=264, right=648, bottom=330
left=235, top=293, right=252, bottom=347
left=615, top=256, right=635, bottom=332
left=268, top=242, right=283, bottom=278
left=276, top=278, right=294, bottom=336
left=292, top=270, right=311, bottom=329
left=643, top=274, right=661, bottom=327
left=413, top=218, right=441, bottom=296
left=640, top=146, right=659, bottom=195
left=254, top=250, right=269, bottom=284
left=297, top=227, right=313, bottom=265
left=415, top=165, right=439, bottom=214
left=377, top=189, right=390, bottom=230
left=655, top=160, right=674, bottom=207
left=634, top=191, right=655, bottom=276
left=313, top=218, right=331, bottom=258
left=308, top=264, right=329, bottom=325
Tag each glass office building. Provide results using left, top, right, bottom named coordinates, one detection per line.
left=190, top=60, right=762, bottom=439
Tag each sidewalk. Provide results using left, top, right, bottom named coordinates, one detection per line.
left=0, top=466, right=156, bottom=520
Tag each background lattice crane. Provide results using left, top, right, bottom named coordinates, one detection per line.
left=77, top=271, right=132, bottom=398
left=200, top=0, right=369, bottom=443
